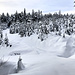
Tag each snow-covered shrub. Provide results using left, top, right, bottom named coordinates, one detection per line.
left=16, top=57, right=25, bottom=72
left=4, top=33, right=9, bottom=46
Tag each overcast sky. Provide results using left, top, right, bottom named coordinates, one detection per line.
left=0, top=0, right=74, bottom=15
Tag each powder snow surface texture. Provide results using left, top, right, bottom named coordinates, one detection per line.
left=0, top=29, right=75, bottom=75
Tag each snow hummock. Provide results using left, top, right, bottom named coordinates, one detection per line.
left=0, top=29, right=75, bottom=75
left=59, top=35, right=75, bottom=58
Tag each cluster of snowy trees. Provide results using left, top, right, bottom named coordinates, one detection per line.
left=0, top=9, right=75, bottom=41
left=0, top=29, right=12, bottom=47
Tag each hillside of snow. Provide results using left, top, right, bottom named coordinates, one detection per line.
left=0, top=29, right=75, bottom=75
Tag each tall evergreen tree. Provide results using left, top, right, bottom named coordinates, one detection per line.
left=4, top=33, right=9, bottom=46
left=24, top=8, right=26, bottom=19
left=32, top=9, right=35, bottom=18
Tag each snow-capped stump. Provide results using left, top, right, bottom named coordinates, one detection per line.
left=16, top=56, right=25, bottom=72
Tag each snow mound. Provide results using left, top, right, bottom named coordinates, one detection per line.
left=59, top=36, right=75, bottom=58
left=0, top=62, right=16, bottom=75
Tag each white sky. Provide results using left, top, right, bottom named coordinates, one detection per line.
left=0, top=0, right=74, bottom=15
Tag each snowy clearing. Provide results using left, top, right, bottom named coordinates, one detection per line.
left=0, top=29, right=75, bottom=75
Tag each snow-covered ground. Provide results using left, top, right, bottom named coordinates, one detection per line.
left=0, top=29, right=75, bottom=75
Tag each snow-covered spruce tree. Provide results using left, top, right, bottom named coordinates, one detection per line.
left=0, top=28, right=3, bottom=45
left=23, top=22, right=27, bottom=37
left=0, top=28, right=3, bottom=39
left=58, top=23, right=61, bottom=36
left=54, top=28, right=57, bottom=35
left=4, top=33, right=12, bottom=47
left=0, top=34, right=3, bottom=45
left=19, top=22, right=25, bottom=37
left=1, top=13, right=7, bottom=23
left=28, top=22, right=34, bottom=36
left=24, top=8, right=26, bottom=19
left=32, top=9, right=35, bottom=19
left=38, top=22, right=43, bottom=41
left=10, top=22, right=15, bottom=34
left=6, top=13, right=11, bottom=28
left=62, top=28, right=65, bottom=38
left=15, top=11, right=18, bottom=22
left=63, top=33, right=65, bottom=38
left=25, top=20, right=33, bottom=37
left=49, top=20, right=54, bottom=32
left=4, top=33, right=9, bottom=46
left=37, top=10, right=41, bottom=22
left=38, top=22, right=47, bottom=41
left=58, top=29, right=61, bottom=36
left=15, top=20, right=20, bottom=33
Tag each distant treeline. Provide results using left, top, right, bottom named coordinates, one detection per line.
left=0, top=9, right=71, bottom=28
